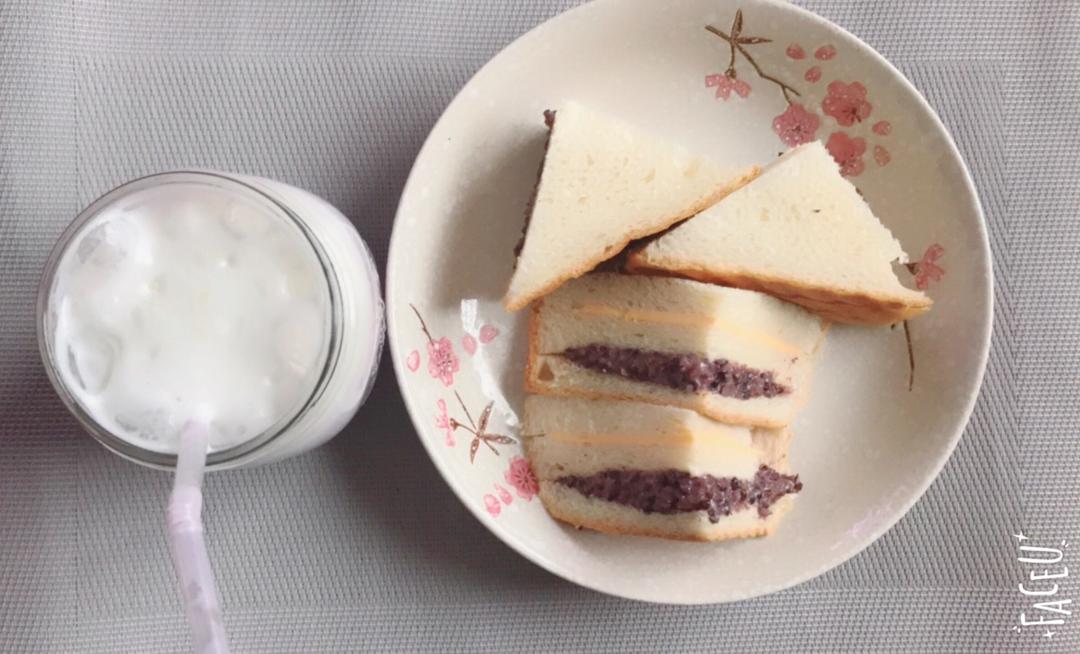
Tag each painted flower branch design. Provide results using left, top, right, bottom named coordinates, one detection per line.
left=822, top=81, right=873, bottom=126
left=410, top=304, right=460, bottom=387
left=899, top=244, right=947, bottom=390
left=505, top=456, right=539, bottom=500
left=435, top=398, right=454, bottom=446
left=483, top=456, right=539, bottom=517
left=446, top=391, right=516, bottom=463
left=705, top=10, right=800, bottom=104
left=772, top=104, right=820, bottom=148
left=408, top=303, right=536, bottom=516
left=826, top=131, right=867, bottom=177
left=699, top=9, right=947, bottom=394
left=407, top=305, right=501, bottom=374
left=906, top=244, right=946, bottom=290
left=703, top=8, right=895, bottom=178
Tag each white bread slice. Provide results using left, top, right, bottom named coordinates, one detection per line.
left=504, top=102, right=759, bottom=311
left=526, top=273, right=828, bottom=428
left=626, top=141, right=931, bottom=325
left=524, top=394, right=791, bottom=480
left=523, top=395, right=797, bottom=541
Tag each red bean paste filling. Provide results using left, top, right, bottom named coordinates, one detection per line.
left=513, top=109, right=556, bottom=261
left=562, top=344, right=789, bottom=399
left=557, top=466, right=802, bottom=522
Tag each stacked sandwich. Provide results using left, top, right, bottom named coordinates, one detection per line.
left=507, top=102, right=930, bottom=541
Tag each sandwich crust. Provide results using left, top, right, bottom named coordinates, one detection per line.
left=624, top=257, right=931, bottom=325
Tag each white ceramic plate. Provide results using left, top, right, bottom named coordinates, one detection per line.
left=387, top=0, right=991, bottom=604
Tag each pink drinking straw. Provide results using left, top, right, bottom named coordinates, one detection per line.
left=166, top=422, right=231, bottom=654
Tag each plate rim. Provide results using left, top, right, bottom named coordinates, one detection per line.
left=385, top=0, right=994, bottom=604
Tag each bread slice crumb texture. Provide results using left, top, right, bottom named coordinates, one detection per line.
left=627, top=141, right=930, bottom=325
left=505, top=101, right=758, bottom=311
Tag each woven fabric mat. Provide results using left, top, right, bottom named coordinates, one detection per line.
left=0, top=1, right=1075, bottom=651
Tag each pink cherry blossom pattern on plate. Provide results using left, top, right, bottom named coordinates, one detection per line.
left=478, top=324, right=500, bottom=344
left=772, top=103, right=821, bottom=147
left=426, top=337, right=460, bottom=386
left=483, top=494, right=501, bottom=517
left=495, top=483, right=513, bottom=505
left=822, top=81, right=873, bottom=126
left=815, top=44, right=837, bottom=60
left=909, top=244, right=946, bottom=290
left=705, top=73, right=733, bottom=100
left=705, top=73, right=747, bottom=101
left=462, top=333, right=477, bottom=356
left=412, top=304, right=461, bottom=387
left=435, top=398, right=454, bottom=446
left=805, top=66, right=822, bottom=83
left=826, top=131, right=867, bottom=177
left=406, top=350, right=420, bottom=372
left=874, top=144, right=891, bottom=166
left=786, top=43, right=805, bottom=59
left=872, top=120, right=892, bottom=136
left=505, top=456, right=539, bottom=501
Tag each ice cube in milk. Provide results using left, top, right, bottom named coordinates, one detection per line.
left=50, top=184, right=331, bottom=453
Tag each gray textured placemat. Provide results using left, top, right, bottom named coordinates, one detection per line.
left=0, top=1, right=1074, bottom=652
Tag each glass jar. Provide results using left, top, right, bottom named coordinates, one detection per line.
left=37, top=171, right=383, bottom=469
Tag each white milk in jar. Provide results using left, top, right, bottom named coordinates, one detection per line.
left=38, top=172, right=383, bottom=469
